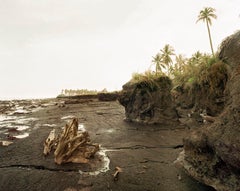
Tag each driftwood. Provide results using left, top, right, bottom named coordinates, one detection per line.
left=43, top=129, right=56, bottom=155
left=200, top=114, right=216, bottom=123
left=113, top=166, right=123, bottom=181
left=43, top=118, right=100, bottom=165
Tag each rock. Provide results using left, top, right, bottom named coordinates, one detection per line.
left=97, top=92, right=119, bottom=101
left=118, top=76, right=178, bottom=124
left=178, top=31, right=240, bottom=191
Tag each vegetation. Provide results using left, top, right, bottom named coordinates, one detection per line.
left=152, top=53, right=164, bottom=75
left=151, top=44, right=175, bottom=75
left=196, top=7, right=217, bottom=56
left=131, top=6, right=225, bottom=98
left=171, top=52, right=227, bottom=97
left=160, top=44, right=175, bottom=75
left=63, top=6, right=225, bottom=101
left=131, top=70, right=172, bottom=92
left=134, top=51, right=226, bottom=94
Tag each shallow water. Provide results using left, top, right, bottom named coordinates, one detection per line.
left=16, top=126, right=30, bottom=131
left=78, top=124, right=86, bottom=132
left=42, top=124, right=57, bottom=127
left=78, top=148, right=110, bottom=176
left=61, top=115, right=76, bottom=120
left=14, top=133, right=29, bottom=139
left=0, top=100, right=46, bottom=143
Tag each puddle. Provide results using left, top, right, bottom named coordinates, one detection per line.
left=78, top=148, right=110, bottom=176
left=16, top=117, right=38, bottom=124
left=0, top=115, right=18, bottom=123
left=61, top=115, right=76, bottom=120
left=0, top=108, right=39, bottom=143
left=42, top=124, right=57, bottom=127
left=78, top=124, right=86, bottom=132
left=31, top=107, right=44, bottom=113
left=0, top=99, right=56, bottom=144
left=0, top=140, right=13, bottom=146
left=14, top=133, right=29, bottom=139
left=16, top=125, right=30, bottom=131
left=10, top=109, right=30, bottom=115
left=41, top=102, right=57, bottom=107
left=106, top=129, right=114, bottom=133
left=0, top=115, right=37, bottom=129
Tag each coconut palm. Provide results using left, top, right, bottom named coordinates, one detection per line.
left=160, top=44, right=175, bottom=75
left=174, top=54, right=187, bottom=73
left=152, top=53, right=164, bottom=74
left=190, top=51, right=203, bottom=65
left=196, top=7, right=217, bottom=56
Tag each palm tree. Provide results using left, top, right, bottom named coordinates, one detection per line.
left=152, top=53, right=164, bottom=74
left=175, top=54, right=187, bottom=73
left=196, top=7, right=217, bottom=56
left=190, top=51, right=203, bottom=65
left=160, top=44, right=175, bottom=76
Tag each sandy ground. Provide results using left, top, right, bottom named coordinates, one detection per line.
left=0, top=98, right=215, bottom=191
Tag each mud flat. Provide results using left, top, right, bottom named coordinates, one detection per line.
left=0, top=97, right=214, bottom=191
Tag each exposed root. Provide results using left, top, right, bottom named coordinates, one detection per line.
left=43, top=118, right=100, bottom=165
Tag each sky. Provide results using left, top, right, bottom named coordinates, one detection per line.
left=0, top=0, right=239, bottom=99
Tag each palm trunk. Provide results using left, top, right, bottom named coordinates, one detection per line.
left=206, top=21, right=215, bottom=56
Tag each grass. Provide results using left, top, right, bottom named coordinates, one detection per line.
left=131, top=70, right=172, bottom=92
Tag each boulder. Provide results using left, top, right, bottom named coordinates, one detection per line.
left=118, top=76, right=178, bottom=124
left=177, top=31, right=240, bottom=191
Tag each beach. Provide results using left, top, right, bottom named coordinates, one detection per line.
left=0, top=97, right=214, bottom=191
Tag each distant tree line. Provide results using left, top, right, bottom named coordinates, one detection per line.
left=60, top=88, right=108, bottom=96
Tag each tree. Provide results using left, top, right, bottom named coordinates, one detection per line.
left=196, top=7, right=217, bottom=56
left=160, top=44, right=175, bottom=76
left=190, top=51, right=203, bottom=65
left=175, top=54, right=187, bottom=73
left=152, top=53, right=164, bottom=74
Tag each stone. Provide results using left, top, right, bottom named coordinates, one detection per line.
left=178, top=31, right=240, bottom=191
left=118, top=76, right=178, bottom=124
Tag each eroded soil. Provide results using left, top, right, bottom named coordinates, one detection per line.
left=0, top=98, right=215, bottom=191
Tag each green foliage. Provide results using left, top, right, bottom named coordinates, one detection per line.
left=152, top=53, right=165, bottom=74
left=196, top=7, right=217, bottom=26
left=171, top=51, right=227, bottom=98
left=146, top=6, right=225, bottom=98
left=151, top=44, right=175, bottom=75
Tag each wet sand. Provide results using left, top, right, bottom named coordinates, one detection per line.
left=0, top=98, right=215, bottom=191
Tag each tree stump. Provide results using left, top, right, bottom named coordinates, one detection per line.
left=43, top=118, right=100, bottom=165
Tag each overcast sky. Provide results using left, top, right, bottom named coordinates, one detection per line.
left=0, top=0, right=239, bottom=99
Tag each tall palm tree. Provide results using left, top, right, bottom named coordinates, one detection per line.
left=160, top=44, right=175, bottom=76
left=196, top=7, right=217, bottom=56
